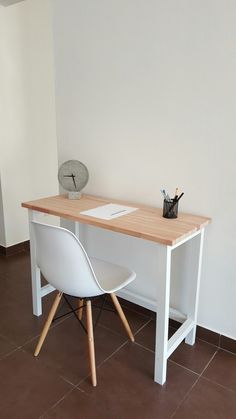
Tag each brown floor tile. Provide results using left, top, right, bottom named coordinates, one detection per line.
left=170, top=338, right=217, bottom=374
left=0, top=252, right=50, bottom=307
left=203, top=349, right=236, bottom=391
left=0, top=289, right=66, bottom=346
left=172, top=377, right=236, bottom=419
left=92, top=296, right=150, bottom=338
left=135, top=319, right=178, bottom=352
left=0, top=251, right=30, bottom=277
left=2, top=251, right=235, bottom=419
left=135, top=318, right=156, bottom=351
left=24, top=314, right=127, bottom=385
left=135, top=319, right=217, bottom=374
left=42, top=387, right=127, bottom=419
left=0, top=334, right=17, bottom=359
left=0, top=254, right=32, bottom=303
left=78, top=342, right=198, bottom=419
left=0, top=348, right=72, bottom=419
left=0, top=252, right=33, bottom=300
left=0, top=252, right=71, bottom=347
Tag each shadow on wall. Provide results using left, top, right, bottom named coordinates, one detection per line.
left=0, top=1, right=26, bottom=7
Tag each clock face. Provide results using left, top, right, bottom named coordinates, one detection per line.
left=58, top=160, right=89, bottom=192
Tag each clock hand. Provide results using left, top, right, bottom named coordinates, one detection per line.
left=64, top=174, right=77, bottom=189
left=71, top=174, right=77, bottom=189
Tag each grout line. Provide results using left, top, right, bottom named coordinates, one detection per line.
left=76, top=386, right=86, bottom=394
left=200, top=375, right=236, bottom=395
left=76, top=372, right=94, bottom=388
left=96, top=315, right=151, bottom=340
left=170, top=375, right=201, bottom=419
left=76, top=318, right=153, bottom=389
left=198, top=347, right=236, bottom=394
left=19, top=313, right=74, bottom=350
left=75, top=339, right=130, bottom=388
left=170, top=348, right=218, bottom=419
left=0, top=305, right=74, bottom=356
left=168, top=359, right=200, bottom=376
left=94, top=338, right=129, bottom=368
left=0, top=332, right=18, bottom=348
left=95, top=322, right=126, bottom=337
left=134, top=317, right=153, bottom=336
left=217, top=346, right=236, bottom=357
left=195, top=336, right=220, bottom=350
left=199, top=348, right=218, bottom=376
left=76, top=372, right=93, bottom=388
left=58, top=375, right=78, bottom=388
left=39, top=387, right=75, bottom=419
left=0, top=347, right=20, bottom=361
left=134, top=341, right=155, bottom=354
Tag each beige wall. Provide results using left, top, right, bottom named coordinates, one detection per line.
left=0, top=0, right=58, bottom=246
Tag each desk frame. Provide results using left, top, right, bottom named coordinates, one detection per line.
left=154, top=228, right=204, bottom=384
left=24, top=195, right=209, bottom=386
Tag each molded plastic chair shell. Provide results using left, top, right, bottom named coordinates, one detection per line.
left=31, top=221, right=136, bottom=298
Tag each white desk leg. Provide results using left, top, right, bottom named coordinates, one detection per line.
left=185, top=229, right=205, bottom=345
left=154, top=245, right=172, bottom=385
left=28, top=210, right=42, bottom=316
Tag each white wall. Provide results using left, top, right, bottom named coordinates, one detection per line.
left=0, top=12, right=6, bottom=247
left=0, top=0, right=58, bottom=246
left=52, top=0, right=236, bottom=338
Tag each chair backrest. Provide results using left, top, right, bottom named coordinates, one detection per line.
left=31, top=221, right=104, bottom=298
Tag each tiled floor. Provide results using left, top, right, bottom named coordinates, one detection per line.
left=1, top=251, right=236, bottom=418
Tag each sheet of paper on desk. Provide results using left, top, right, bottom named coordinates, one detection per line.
left=80, top=203, right=138, bottom=220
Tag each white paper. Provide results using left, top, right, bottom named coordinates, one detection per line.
left=80, top=203, right=138, bottom=220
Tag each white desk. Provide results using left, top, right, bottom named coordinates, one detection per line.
left=22, top=194, right=211, bottom=385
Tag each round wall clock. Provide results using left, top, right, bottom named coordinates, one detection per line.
left=58, top=160, right=89, bottom=199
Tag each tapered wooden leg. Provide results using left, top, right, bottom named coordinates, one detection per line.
left=110, top=293, right=134, bottom=342
left=34, top=291, right=62, bottom=356
left=77, top=298, right=84, bottom=320
left=86, top=300, right=97, bottom=387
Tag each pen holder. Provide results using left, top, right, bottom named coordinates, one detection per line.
left=163, top=199, right=178, bottom=219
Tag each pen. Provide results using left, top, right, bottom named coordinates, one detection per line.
left=174, top=187, right=179, bottom=200
left=167, top=192, right=184, bottom=216
left=111, top=209, right=127, bottom=216
left=176, top=192, right=184, bottom=203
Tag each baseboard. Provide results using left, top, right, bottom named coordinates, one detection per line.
left=0, top=240, right=30, bottom=257
left=170, top=320, right=236, bottom=355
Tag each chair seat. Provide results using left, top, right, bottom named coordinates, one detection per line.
left=90, top=257, right=136, bottom=293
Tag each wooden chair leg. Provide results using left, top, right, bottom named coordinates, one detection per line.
left=110, top=293, right=134, bottom=342
left=34, top=291, right=63, bottom=357
left=77, top=298, right=84, bottom=320
left=86, top=300, right=97, bottom=387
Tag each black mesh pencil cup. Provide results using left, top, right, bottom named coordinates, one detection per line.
left=163, top=199, right=178, bottom=219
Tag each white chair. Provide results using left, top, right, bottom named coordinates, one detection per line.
left=31, top=221, right=136, bottom=386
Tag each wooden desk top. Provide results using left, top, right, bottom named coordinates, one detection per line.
left=22, top=194, right=211, bottom=246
